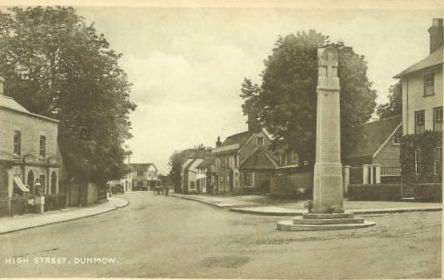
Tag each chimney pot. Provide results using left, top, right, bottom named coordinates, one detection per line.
left=433, top=18, right=443, bottom=27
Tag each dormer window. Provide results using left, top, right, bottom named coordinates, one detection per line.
left=256, top=136, right=264, bottom=146
left=424, top=73, right=434, bottom=96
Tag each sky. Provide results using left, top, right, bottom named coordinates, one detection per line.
left=73, top=6, right=442, bottom=174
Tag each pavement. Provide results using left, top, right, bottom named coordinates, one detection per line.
left=171, top=192, right=442, bottom=216
left=0, top=197, right=128, bottom=235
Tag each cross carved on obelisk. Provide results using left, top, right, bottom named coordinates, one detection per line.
left=318, top=49, right=338, bottom=78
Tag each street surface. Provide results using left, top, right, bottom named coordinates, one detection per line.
left=0, top=192, right=441, bottom=278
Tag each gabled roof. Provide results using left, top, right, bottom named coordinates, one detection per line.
left=130, top=163, right=157, bottom=171
left=0, top=95, right=29, bottom=113
left=346, top=115, right=402, bottom=159
left=0, top=95, right=59, bottom=123
left=196, top=157, right=215, bottom=169
left=222, top=131, right=251, bottom=146
left=182, top=158, right=204, bottom=172
left=394, top=46, right=443, bottom=78
left=240, top=148, right=278, bottom=170
left=181, top=158, right=195, bottom=172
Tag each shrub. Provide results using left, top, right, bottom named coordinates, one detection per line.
left=400, top=131, right=442, bottom=183
left=348, top=184, right=402, bottom=201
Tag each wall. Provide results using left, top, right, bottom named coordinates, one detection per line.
left=239, top=131, right=271, bottom=163
left=402, top=67, right=443, bottom=135
left=252, top=171, right=273, bottom=192
left=270, top=171, right=313, bottom=196
left=374, top=136, right=401, bottom=167
left=84, top=183, right=98, bottom=205
left=67, top=182, right=80, bottom=206
left=0, top=108, right=58, bottom=161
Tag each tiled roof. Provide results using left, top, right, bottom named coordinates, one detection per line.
left=0, top=94, right=59, bottom=123
left=0, top=95, right=30, bottom=113
left=222, top=131, right=251, bottom=146
left=181, top=158, right=195, bottom=172
left=196, top=157, right=215, bottom=168
left=240, top=148, right=278, bottom=170
left=130, top=163, right=157, bottom=171
left=346, top=115, right=402, bottom=159
left=394, top=46, right=443, bottom=78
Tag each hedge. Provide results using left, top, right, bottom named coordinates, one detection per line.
left=400, top=131, right=442, bottom=183
left=348, top=183, right=442, bottom=202
left=348, top=184, right=402, bottom=201
left=410, top=183, right=442, bottom=202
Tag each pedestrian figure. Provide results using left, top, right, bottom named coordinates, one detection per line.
left=304, top=200, right=313, bottom=213
left=164, top=186, right=169, bottom=196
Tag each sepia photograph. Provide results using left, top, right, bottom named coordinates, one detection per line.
left=0, top=0, right=442, bottom=278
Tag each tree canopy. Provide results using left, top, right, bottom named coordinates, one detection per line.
left=0, top=6, right=136, bottom=185
left=241, top=30, right=377, bottom=164
left=376, top=82, right=402, bottom=119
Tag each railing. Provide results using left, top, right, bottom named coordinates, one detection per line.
left=381, top=166, right=401, bottom=177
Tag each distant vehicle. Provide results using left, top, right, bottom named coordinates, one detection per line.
left=111, top=184, right=125, bottom=194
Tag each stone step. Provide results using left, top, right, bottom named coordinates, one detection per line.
left=277, top=220, right=376, bottom=231
left=303, top=212, right=354, bottom=219
left=293, top=217, right=364, bottom=225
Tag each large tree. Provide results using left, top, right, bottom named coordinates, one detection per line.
left=376, top=82, right=402, bottom=119
left=0, top=7, right=136, bottom=186
left=241, top=30, right=377, bottom=164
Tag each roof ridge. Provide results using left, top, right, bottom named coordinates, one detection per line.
left=365, top=115, right=402, bottom=124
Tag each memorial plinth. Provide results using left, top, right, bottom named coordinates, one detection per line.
left=277, top=46, right=375, bottom=231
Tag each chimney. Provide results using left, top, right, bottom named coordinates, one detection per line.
left=0, top=76, right=4, bottom=95
left=216, top=136, right=222, bottom=147
left=429, top=18, right=443, bottom=54
left=247, top=110, right=259, bottom=134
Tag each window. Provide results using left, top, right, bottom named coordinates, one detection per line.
left=13, top=131, right=21, bottom=155
left=234, top=155, right=238, bottom=168
left=415, top=110, right=425, bottom=134
left=39, top=135, right=46, bottom=157
left=256, top=136, right=264, bottom=146
left=424, top=73, right=434, bottom=96
left=392, top=130, right=402, bottom=144
left=415, top=149, right=422, bottom=176
left=280, top=154, right=287, bottom=165
left=433, top=107, right=443, bottom=132
left=137, top=170, right=143, bottom=176
left=289, top=151, right=298, bottom=164
left=242, top=172, right=253, bottom=186
left=434, top=147, right=442, bottom=176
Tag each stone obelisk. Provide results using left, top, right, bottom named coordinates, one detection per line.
left=312, top=46, right=344, bottom=214
left=276, top=46, right=375, bottom=230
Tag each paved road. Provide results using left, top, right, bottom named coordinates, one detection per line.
left=0, top=192, right=441, bottom=278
